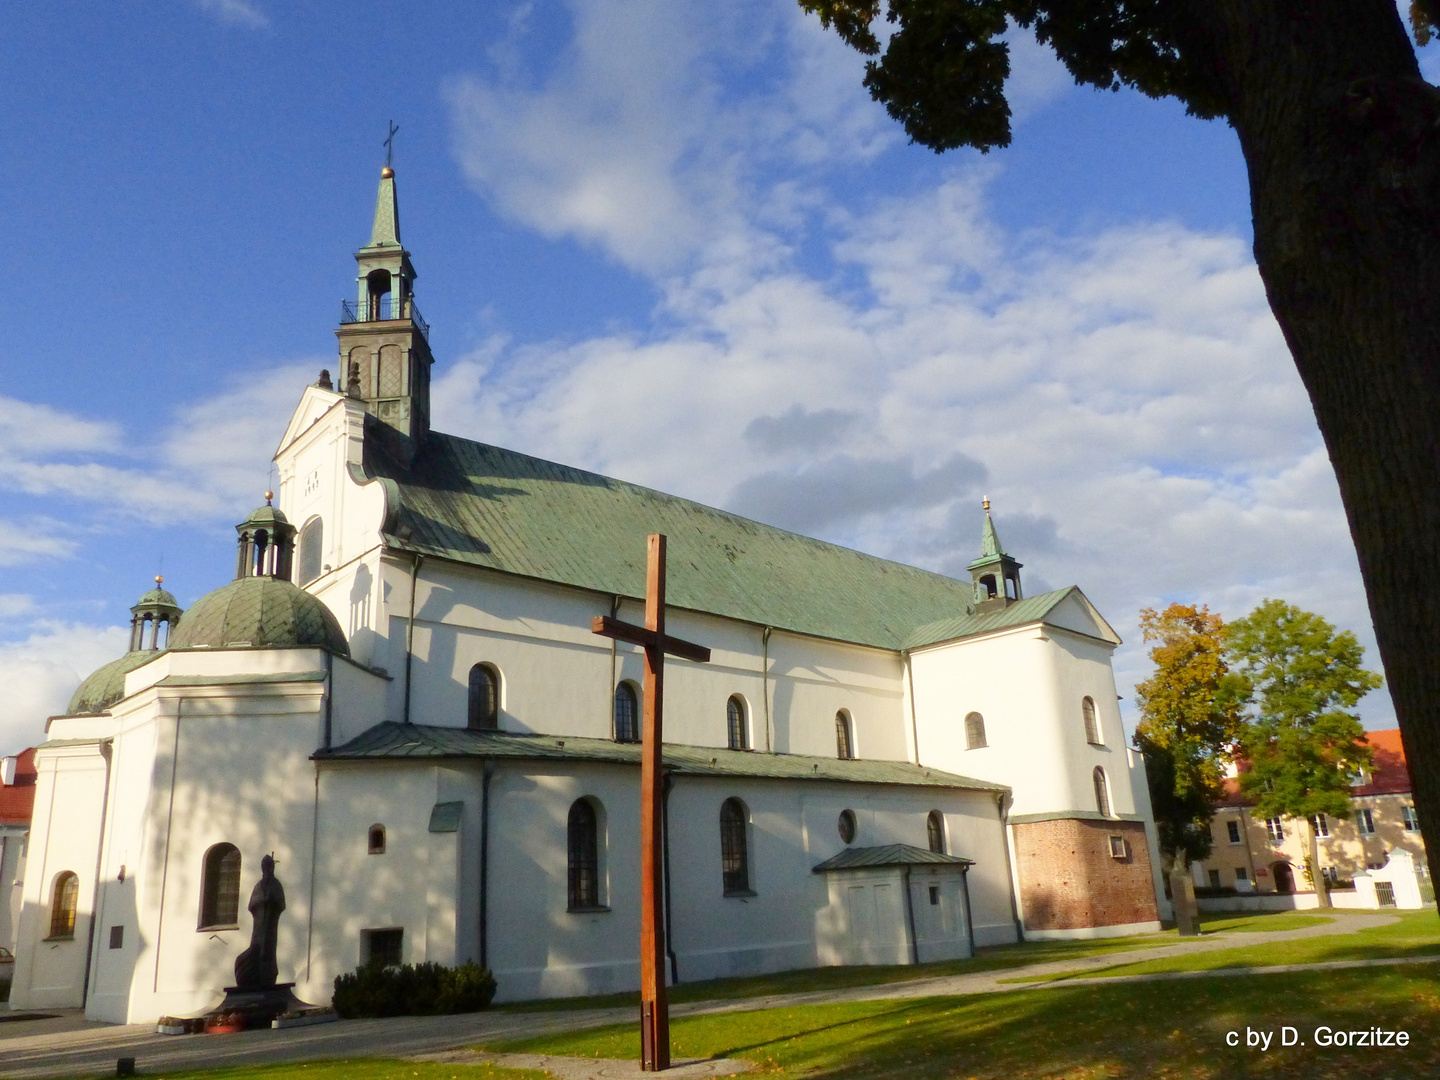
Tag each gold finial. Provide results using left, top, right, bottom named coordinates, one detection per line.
left=264, top=490, right=274, bottom=505
left=381, top=166, right=394, bottom=179
left=982, top=495, right=991, bottom=512
left=155, top=575, right=164, bottom=586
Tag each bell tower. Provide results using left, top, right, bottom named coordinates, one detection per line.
left=968, top=496, right=1023, bottom=613
left=336, top=162, right=434, bottom=451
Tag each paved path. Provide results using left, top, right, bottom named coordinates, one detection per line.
left=0, top=912, right=1413, bottom=1079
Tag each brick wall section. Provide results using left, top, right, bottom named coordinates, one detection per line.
left=1013, top=818, right=1158, bottom=931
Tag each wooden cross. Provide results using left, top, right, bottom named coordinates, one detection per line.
left=592, top=534, right=710, bottom=1071
left=383, top=121, right=399, bottom=168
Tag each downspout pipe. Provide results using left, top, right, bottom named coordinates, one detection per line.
left=480, top=759, right=494, bottom=970
left=81, top=739, right=114, bottom=1009
left=402, top=553, right=423, bottom=725
left=998, top=792, right=1024, bottom=942
left=662, top=771, right=679, bottom=985
left=902, top=649, right=920, bottom=765
left=902, top=865, right=919, bottom=966
left=960, top=866, right=976, bottom=957
left=323, top=649, right=334, bottom=749
left=761, top=627, right=773, bottom=752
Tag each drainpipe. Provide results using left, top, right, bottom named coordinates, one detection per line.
left=662, top=771, right=679, bottom=985
left=1239, top=805, right=1259, bottom=890
left=998, top=792, right=1024, bottom=942
left=323, top=649, right=334, bottom=749
left=81, top=739, right=114, bottom=1009
left=306, top=767, right=320, bottom=982
left=761, top=628, right=773, bottom=752
left=480, top=759, right=494, bottom=970
left=960, top=866, right=976, bottom=956
left=402, top=554, right=423, bottom=725
left=901, top=865, right=919, bottom=966
left=902, top=650, right=920, bottom=765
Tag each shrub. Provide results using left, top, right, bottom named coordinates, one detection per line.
left=332, top=959, right=496, bottom=1018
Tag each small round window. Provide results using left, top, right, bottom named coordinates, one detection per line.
left=838, top=809, right=857, bottom=845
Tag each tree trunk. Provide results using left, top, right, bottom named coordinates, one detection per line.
left=1169, top=859, right=1201, bottom=935
left=1195, top=0, right=1440, bottom=909
left=1307, top=819, right=1332, bottom=909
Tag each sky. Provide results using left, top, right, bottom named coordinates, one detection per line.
left=3, top=0, right=1433, bottom=756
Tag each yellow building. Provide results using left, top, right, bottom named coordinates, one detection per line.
left=1196, top=729, right=1426, bottom=896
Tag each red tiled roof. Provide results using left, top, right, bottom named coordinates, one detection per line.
left=0, top=747, right=38, bottom=826
left=1214, top=729, right=1411, bottom=808
left=1353, top=728, right=1411, bottom=796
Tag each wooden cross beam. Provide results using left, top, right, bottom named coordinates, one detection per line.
left=591, top=534, right=710, bottom=1072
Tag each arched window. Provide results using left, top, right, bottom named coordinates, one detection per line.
left=835, top=711, right=854, bottom=760
left=979, top=574, right=998, bottom=599
left=727, top=696, right=749, bottom=750
left=368, top=824, right=386, bottom=854
left=613, top=682, right=639, bottom=743
left=297, top=517, right=324, bottom=586
left=838, top=808, right=857, bottom=845
left=927, top=810, right=946, bottom=854
left=567, top=798, right=601, bottom=910
left=468, top=664, right=500, bottom=730
left=1093, top=767, right=1111, bottom=817
left=720, top=798, right=751, bottom=894
left=1083, top=697, right=1102, bottom=744
left=199, top=843, right=241, bottom=929
left=965, top=712, right=987, bottom=749
left=48, top=871, right=79, bottom=940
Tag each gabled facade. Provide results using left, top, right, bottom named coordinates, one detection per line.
left=8, top=165, right=1165, bottom=1024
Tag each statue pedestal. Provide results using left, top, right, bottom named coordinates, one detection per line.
left=204, top=983, right=309, bottom=1032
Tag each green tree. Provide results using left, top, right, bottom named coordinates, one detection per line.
left=1134, top=604, right=1244, bottom=869
left=1226, top=600, right=1383, bottom=908
left=799, top=0, right=1440, bottom=895
left=1133, top=604, right=1244, bottom=931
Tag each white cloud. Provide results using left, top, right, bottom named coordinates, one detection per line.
left=0, top=363, right=317, bottom=527
left=0, top=621, right=129, bottom=756
left=0, top=595, right=36, bottom=618
left=191, top=0, right=268, bottom=30
left=0, top=519, right=79, bottom=566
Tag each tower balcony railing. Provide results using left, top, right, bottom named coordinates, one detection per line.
left=340, top=297, right=430, bottom=341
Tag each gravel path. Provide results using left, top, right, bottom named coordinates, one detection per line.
left=0, top=911, right=1413, bottom=1079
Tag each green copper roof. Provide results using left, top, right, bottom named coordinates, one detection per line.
left=68, top=650, right=164, bottom=715
left=169, top=576, right=349, bottom=655
left=317, top=723, right=1009, bottom=792
left=368, top=433, right=992, bottom=650
left=902, top=586, right=1096, bottom=649
left=979, top=510, right=1005, bottom=558
left=240, top=502, right=290, bottom=529
left=369, top=170, right=400, bottom=248
left=812, top=843, right=975, bottom=872
left=133, top=587, right=180, bottom=611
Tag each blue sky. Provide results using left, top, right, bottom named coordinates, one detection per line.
left=2, top=0, right=1423, bottom=753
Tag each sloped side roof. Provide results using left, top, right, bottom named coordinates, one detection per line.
left=812, top=843, right=975, bottom=871
left=1217, top=728, right=1412, bottom=808
left=368, top=432, right=1039, bottom=650
left=317, top=722, right=1008, bottom=792
left=903, top=588, right=1094, bottom=650
left=0, top=747, right=37, bottom=826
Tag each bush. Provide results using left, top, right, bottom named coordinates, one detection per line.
left=332, top=959, right=496, bottom=1018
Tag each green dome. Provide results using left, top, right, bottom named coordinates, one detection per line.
left=134, top=587, right=180, bottom=609
left=68, top=650, right=163, bottom=716
left=241, top=503, right=291, bottom=529
left=168, top=576, right=349, bottom=655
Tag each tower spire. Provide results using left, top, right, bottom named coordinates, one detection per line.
left=336, top=149, right=434, bottom=458
left=967, top=496, right=1023, bottom=611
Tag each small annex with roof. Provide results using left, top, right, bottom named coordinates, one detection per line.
left=8, top=162, right=1165, bottom=1025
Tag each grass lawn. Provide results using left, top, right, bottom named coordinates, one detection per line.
left=1034, top=909, right=1440, bottom=982
left=496, top=909, right=1330, bottom=1013
left=58, top=1062, right=546, bottom=1080
left=487, top=966, right=1440, bottom=1078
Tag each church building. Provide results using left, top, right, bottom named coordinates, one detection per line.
left=8, top=166, right=1167, bottom=1024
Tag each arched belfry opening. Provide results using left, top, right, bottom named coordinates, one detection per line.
left=336, top=158, right=434, bottom=458
left=968, top=496, right=1023, bottom=613
left=365, top=269, right=394, bottom=320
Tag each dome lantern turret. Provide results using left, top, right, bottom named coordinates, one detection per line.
left=129, top=575, right=182, bottom=651
left=235, top=492, right=297, bottom=582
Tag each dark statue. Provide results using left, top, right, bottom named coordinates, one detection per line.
left=233, top=854, right=286, bottom=990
